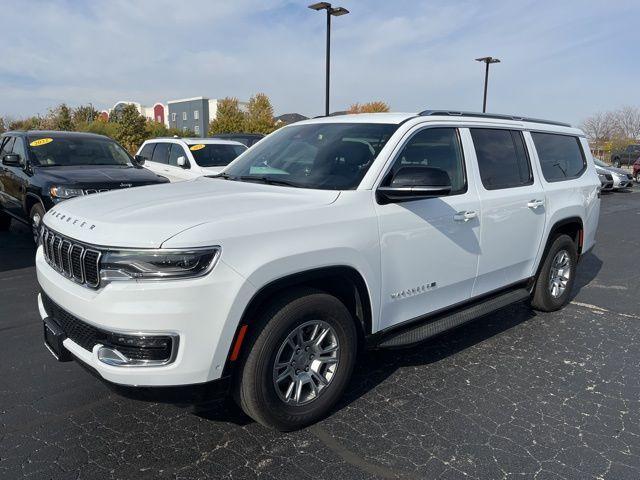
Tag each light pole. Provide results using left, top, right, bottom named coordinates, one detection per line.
left=475, top=56, right=500, bottom=113
left=308, top=2, right=349, bottom=116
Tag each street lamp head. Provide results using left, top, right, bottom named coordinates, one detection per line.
left=475, top=56, right=501, bottom=64
left=308, top=2, right=331, bottom=10
left=330, top=6, right=349, bottom=16
left=308, top=2, right=349, bottom=15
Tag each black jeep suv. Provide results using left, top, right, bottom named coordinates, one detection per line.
left=0, top=130, right=168, bottom=242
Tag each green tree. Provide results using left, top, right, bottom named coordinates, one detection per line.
left=72, top=104, right=100, bottom=125
left=9, top=116, right=46, bottom=130
left=145, top=120, right=169, bottom=138
left=245, top=93, right=275, bottom=134
left=113, top=104, right=147, bottom=153
left=208, top=97, right=246, bottom=135
left=0, top=117, right=5, bottom=134
left=75, top=120, right=120, bottom=139
left=47, top=103, right=74, bottom=131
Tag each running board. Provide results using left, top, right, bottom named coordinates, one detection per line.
left=377, top=288, right=531, bottom=348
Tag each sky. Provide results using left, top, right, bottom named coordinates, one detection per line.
left=1, top=0, right=639, bottom=125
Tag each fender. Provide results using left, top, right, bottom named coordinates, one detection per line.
left=222, top=265, right=374, bottom=377
left=533, top=216, right=583, bottom=280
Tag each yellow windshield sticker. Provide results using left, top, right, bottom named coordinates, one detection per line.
left=30, top=138, right=53, bottom=147
left=190, top=144, right=205, bottom=151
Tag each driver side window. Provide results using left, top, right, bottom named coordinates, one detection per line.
left=387, top=127, right=467, bottom=194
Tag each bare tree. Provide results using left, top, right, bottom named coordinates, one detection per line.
left=580, top=111, right=613, bottom=144
left=610, top=106, right=640, bottom=140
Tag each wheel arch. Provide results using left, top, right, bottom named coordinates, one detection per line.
left=24, top=193, right=45, bottom=218
left=534, top=216, right=584, bottom=281
left=223, top=265, right=373, bottom=376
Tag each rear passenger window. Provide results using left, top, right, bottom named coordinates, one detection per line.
left=471, top=129, right=533, bottom=190
left=151, top=143, right=170, bottom=164
left=139, top=143, right=156, bottom=161
left=531, top=132, right=586, bottom=182
left=389, top=127, right=467, bottom=194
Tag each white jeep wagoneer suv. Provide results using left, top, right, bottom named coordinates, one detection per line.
left=36, top=111, right=600, bottom=431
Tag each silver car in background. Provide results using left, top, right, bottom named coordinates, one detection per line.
left=594, top=159, right=634, bottom=190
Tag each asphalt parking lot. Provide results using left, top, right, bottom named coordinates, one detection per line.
left=1, top=188, right=639, bottom=480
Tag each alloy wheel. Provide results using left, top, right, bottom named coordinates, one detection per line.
left=272, top=320, right=340, bottom=405
left=548, top=250, right=571, bottom=298
left=31, top=212, right=42, bottom=244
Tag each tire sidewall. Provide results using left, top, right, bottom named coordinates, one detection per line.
left=240, top=292, right=357, bottom=430
left=30, top=203, right=45, bottom=243
left=537, top=235, right=577, bottom=310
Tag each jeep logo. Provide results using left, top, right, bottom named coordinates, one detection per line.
left=119, top=183, right=133, bottom=188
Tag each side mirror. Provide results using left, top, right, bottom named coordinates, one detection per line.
left=2, top=154, right=21, bottom=167
left=377, top=166, right=452, bottom=203
left=177, top=156, right=189, bottom=168
left=133, top=154, right=146, bottom=167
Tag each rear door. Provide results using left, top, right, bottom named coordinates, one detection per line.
left=147, top=142, right=178, bottom=181
left=469, top=127, right=546, bottom=296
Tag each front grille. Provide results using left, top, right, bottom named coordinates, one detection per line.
left=41, top=227, right=101, bottom=288
left=41, top=293, right=174, bottom=362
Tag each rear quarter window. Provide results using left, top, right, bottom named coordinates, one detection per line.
left=531, top=132, right=586, bottom=182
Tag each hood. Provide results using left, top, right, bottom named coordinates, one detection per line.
left=35, top=165, right=166, bottom=185
left=43, top=177, right=340, bottom=248
left=604, top=166, right=629, bottom=175
left=595, top=166, right=611, bottom=176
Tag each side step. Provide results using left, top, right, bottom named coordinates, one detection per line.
left=377, top=288, right=531, bottom=348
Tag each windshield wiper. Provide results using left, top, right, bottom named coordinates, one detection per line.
left=208, top=172, right=236, bottom=179
left=236, top=175, right=305, bottom=188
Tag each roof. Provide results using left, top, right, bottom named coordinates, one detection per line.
left=167, top=96, right=207, bottom=104
left=296, top=111, right=580, bottom=133
left=275, top=113, right=309, bottom=124
left=144, top=137, right=245, bottom=146
left=5, top=130, right=110, bottom=139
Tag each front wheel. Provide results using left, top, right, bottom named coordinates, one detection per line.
left=613, top=158, right=621, bottom=168
left=635, top=172, right=640, bottom=183
left=235, top=289, right=357, bottom=431
left=29, top=203, right=45, bottom=244
left=531, top=234, right=577, bottom=312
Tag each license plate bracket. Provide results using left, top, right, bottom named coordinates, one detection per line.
left=43, top=317, right=73, bottom=362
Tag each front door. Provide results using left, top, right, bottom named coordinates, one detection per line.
left=468, top=128, right=546, bottom=296
left=0, top=137, right=30, bottom=218
left=375, top=127, right=481, bottom=331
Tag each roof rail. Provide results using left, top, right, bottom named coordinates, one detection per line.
left=418, top=110, right=571, bottom=127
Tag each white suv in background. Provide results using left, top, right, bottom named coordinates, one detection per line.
left=136, top=137, right=246, bottom=182
left=36, top=111, right=600, bottom=431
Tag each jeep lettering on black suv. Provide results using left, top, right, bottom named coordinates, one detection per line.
left=0, top=131, right=168, bottom=242
left=36, top=111, right=600, bottom=431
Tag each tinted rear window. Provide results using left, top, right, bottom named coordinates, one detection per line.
left=470, top=129, right=533, bottom=190
left=531, top=132, right=586, bottom=182
left=189, top=143, right=246, bottom=167
left=151, top=143, right=170, bottom=164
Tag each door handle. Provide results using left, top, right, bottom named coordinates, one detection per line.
left=454, top=210, right=478, bottom=222
left=527, top=199, right=545, bottom=209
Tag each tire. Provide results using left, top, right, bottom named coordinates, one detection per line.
left=29, top=203, right=45, bottom=244
left=531, top=234, right=577, bottom=312
left=613, top=158, right=621, bottom=168
left=0, top=210, right=10, bottom=231
left=635, top=172, right=640, bottom=183
left=235, top=288, right=357, bottom=431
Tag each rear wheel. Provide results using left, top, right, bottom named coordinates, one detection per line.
left=0, top=211, right=11, bottom=231
left=635, top=171, right=640, bottom=183
left=531, top=234, right=577, bottom=312
left=235, top=289, right=357, bottom=431
left=29, top=203, right=45, bottom=244
left=613, top=158, right=621, bottom=168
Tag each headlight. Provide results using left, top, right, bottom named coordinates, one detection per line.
left=50, top=186, right=84, bottom=199
left=100, top=247, right=220, bottom=282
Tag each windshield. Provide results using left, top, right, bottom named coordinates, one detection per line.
left=222, top=123, right=398, bottom=190
left=27, top=136, right=132, bottom=167
left=189, top=143, right=246, bottom=167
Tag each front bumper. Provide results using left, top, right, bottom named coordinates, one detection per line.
left=36, top=246, right=254, bottom=387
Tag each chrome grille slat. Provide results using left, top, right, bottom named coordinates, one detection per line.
left=41, top=226, right=102, bottom=289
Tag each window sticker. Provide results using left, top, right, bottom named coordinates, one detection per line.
left=190, top=144, right=205, bottom=151
left=30, top=138, right=53, bottom=147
